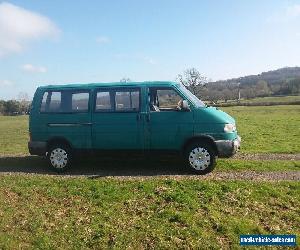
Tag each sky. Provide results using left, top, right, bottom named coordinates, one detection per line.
left=0, top=0, right=300, bottom=100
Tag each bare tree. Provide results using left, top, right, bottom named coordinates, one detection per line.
left=255, top=80, right=271, bottom=97
left=241, top=87, right=255, bottom=99
left=177, top=68, right=207, bottom=95
left=207, top=90, right=222, bottom=103
left=17, top=92, right=30, bottom=114
left=120, top=78, right=132, bottom=83
left=222, top=89, right=233, bottom=102
left=18, top=92, right=29, bottom=102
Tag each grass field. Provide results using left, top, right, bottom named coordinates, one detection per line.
left=217, top=95, right=300, bottom=104
left=0, top=105, right=299, bottom=155
left=240, top=95, right=300, bottom=103
left=0, top=176, right=299, bottom=249
left=0, top=115, right=28, bottom=155
left=223, top=105, right=300, bottom=153
left=0, top=105, right=299, bottom=248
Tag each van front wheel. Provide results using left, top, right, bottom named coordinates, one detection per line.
left=185, top=143, right=216, bottom=174
left=47, top=145, right=71, bottom=172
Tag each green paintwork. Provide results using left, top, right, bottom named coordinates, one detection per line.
left=29, top=81, right=239, bottom=151
left=193, top=106, right=238, bottom=141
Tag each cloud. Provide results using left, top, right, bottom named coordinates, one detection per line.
left=0, top=80, right=14, bottom=87
left=96, top=36, right=110, bottom=44
left=0, top=2, right=60, bottom=57
left=21, top=64, right=47, bottom=73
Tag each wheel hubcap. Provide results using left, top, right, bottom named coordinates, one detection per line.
left=189, top=147, right=211, bottom=170
left=50, top=148, right=68, bottom=169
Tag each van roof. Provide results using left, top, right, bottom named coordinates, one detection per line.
left=38, top=81, right=180, bottom=89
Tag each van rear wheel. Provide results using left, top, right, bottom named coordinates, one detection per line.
left=47, top=144, right=71, bottom=172
left=185, top=142, right=216, bottom=174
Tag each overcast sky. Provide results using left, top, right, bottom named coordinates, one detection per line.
left=1, top=0, right=300, bottom=99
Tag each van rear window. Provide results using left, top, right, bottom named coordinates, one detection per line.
left=40, top=90, right=89, bottom=113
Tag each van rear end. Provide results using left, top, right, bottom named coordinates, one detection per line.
left=28, top=87, right=47, bottom=156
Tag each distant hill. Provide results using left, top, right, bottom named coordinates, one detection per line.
left=211, top=67, right=300, bottom=86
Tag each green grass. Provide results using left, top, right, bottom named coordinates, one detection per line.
left=0, top=115, right=28, bottom=155
left=242, top=95, right=300, bottom=103
left=217, top=159, right=300, bottom=171
left=218, top=95, right=300, bottom=104
left=222, top=105, right=300, bottom=153
left=0, top=107, right=299, bottom=249
left=0, top=105, right=299, bottom=155
left=0, top=175, right=299, bottom=249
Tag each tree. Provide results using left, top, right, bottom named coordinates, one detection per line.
left=177, top=68, right=207, bottom=96
left=255, top=80, right=271, bottom=97
left=222, top=89, right=233, bottom=102
left=241, top=87, right=255, bottom=99
left=287, top=78, right=300, bottom=94
left=4, top=100, right=20, bottom=114
left=207, top=90, right=222, bottom=103
left=17, top=92, right=30, bottom=113
left=120, top=78, right=132, bottom=83
left=0, top=100, right=5, bottom=114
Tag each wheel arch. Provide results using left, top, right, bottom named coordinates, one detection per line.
left=182, top=135, right=218, bottom=155
left=47, top=137, right=72, bottom=151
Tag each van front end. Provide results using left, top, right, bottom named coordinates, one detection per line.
left=215, top=133, right=241, bottom=157
left=192, top=106, right=241, bottom=158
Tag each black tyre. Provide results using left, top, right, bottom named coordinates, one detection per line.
left=47, top=144, right=72, bottom=172
left=185, top=142, right=216, bottom=174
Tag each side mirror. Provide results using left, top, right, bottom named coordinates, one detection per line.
left=181, top=100, right=190, bottom=111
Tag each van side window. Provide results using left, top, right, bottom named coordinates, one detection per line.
left=40, top=92, right=48, bottom=112
left=49, top=92, right=62, bottom=112
left=115, top=90, right=139, bottom=111
left=40, top=90, right=89, bottom=113
left=41, top=91, right=61, bottom=112
left=96, top=91, right=112, bottom=111
left=149, top=88, right=182, bottom=111
left=95, top=89, right=140, bottom=112
left=72, top=92, right=89, bottom=111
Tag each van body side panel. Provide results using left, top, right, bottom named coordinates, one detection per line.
left=30, top=88, right=92, bottom=150
left=42, top=113, right=92, bottom=149
left=146, top=111, right=194, bottom=150
left=91, top=87, right=144, bottom=150
left=92, top=113, right=144, bottom=149
left=145, top=86, right=194, bottom=150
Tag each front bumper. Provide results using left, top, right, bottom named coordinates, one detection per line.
left=28, top=141, right=47, bottom=156
left=215, top=135, right=241, bottom=158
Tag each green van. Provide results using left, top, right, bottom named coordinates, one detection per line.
left=28, top=81, right=241, bottom=174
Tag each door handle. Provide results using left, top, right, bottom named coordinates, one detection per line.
left=136, top=113, right=141, bottom=121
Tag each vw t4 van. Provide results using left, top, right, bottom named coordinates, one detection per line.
left=28, top=81, right=241, bottom=174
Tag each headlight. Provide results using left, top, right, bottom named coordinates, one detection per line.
left=224, top=123, right=236, bottom=133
